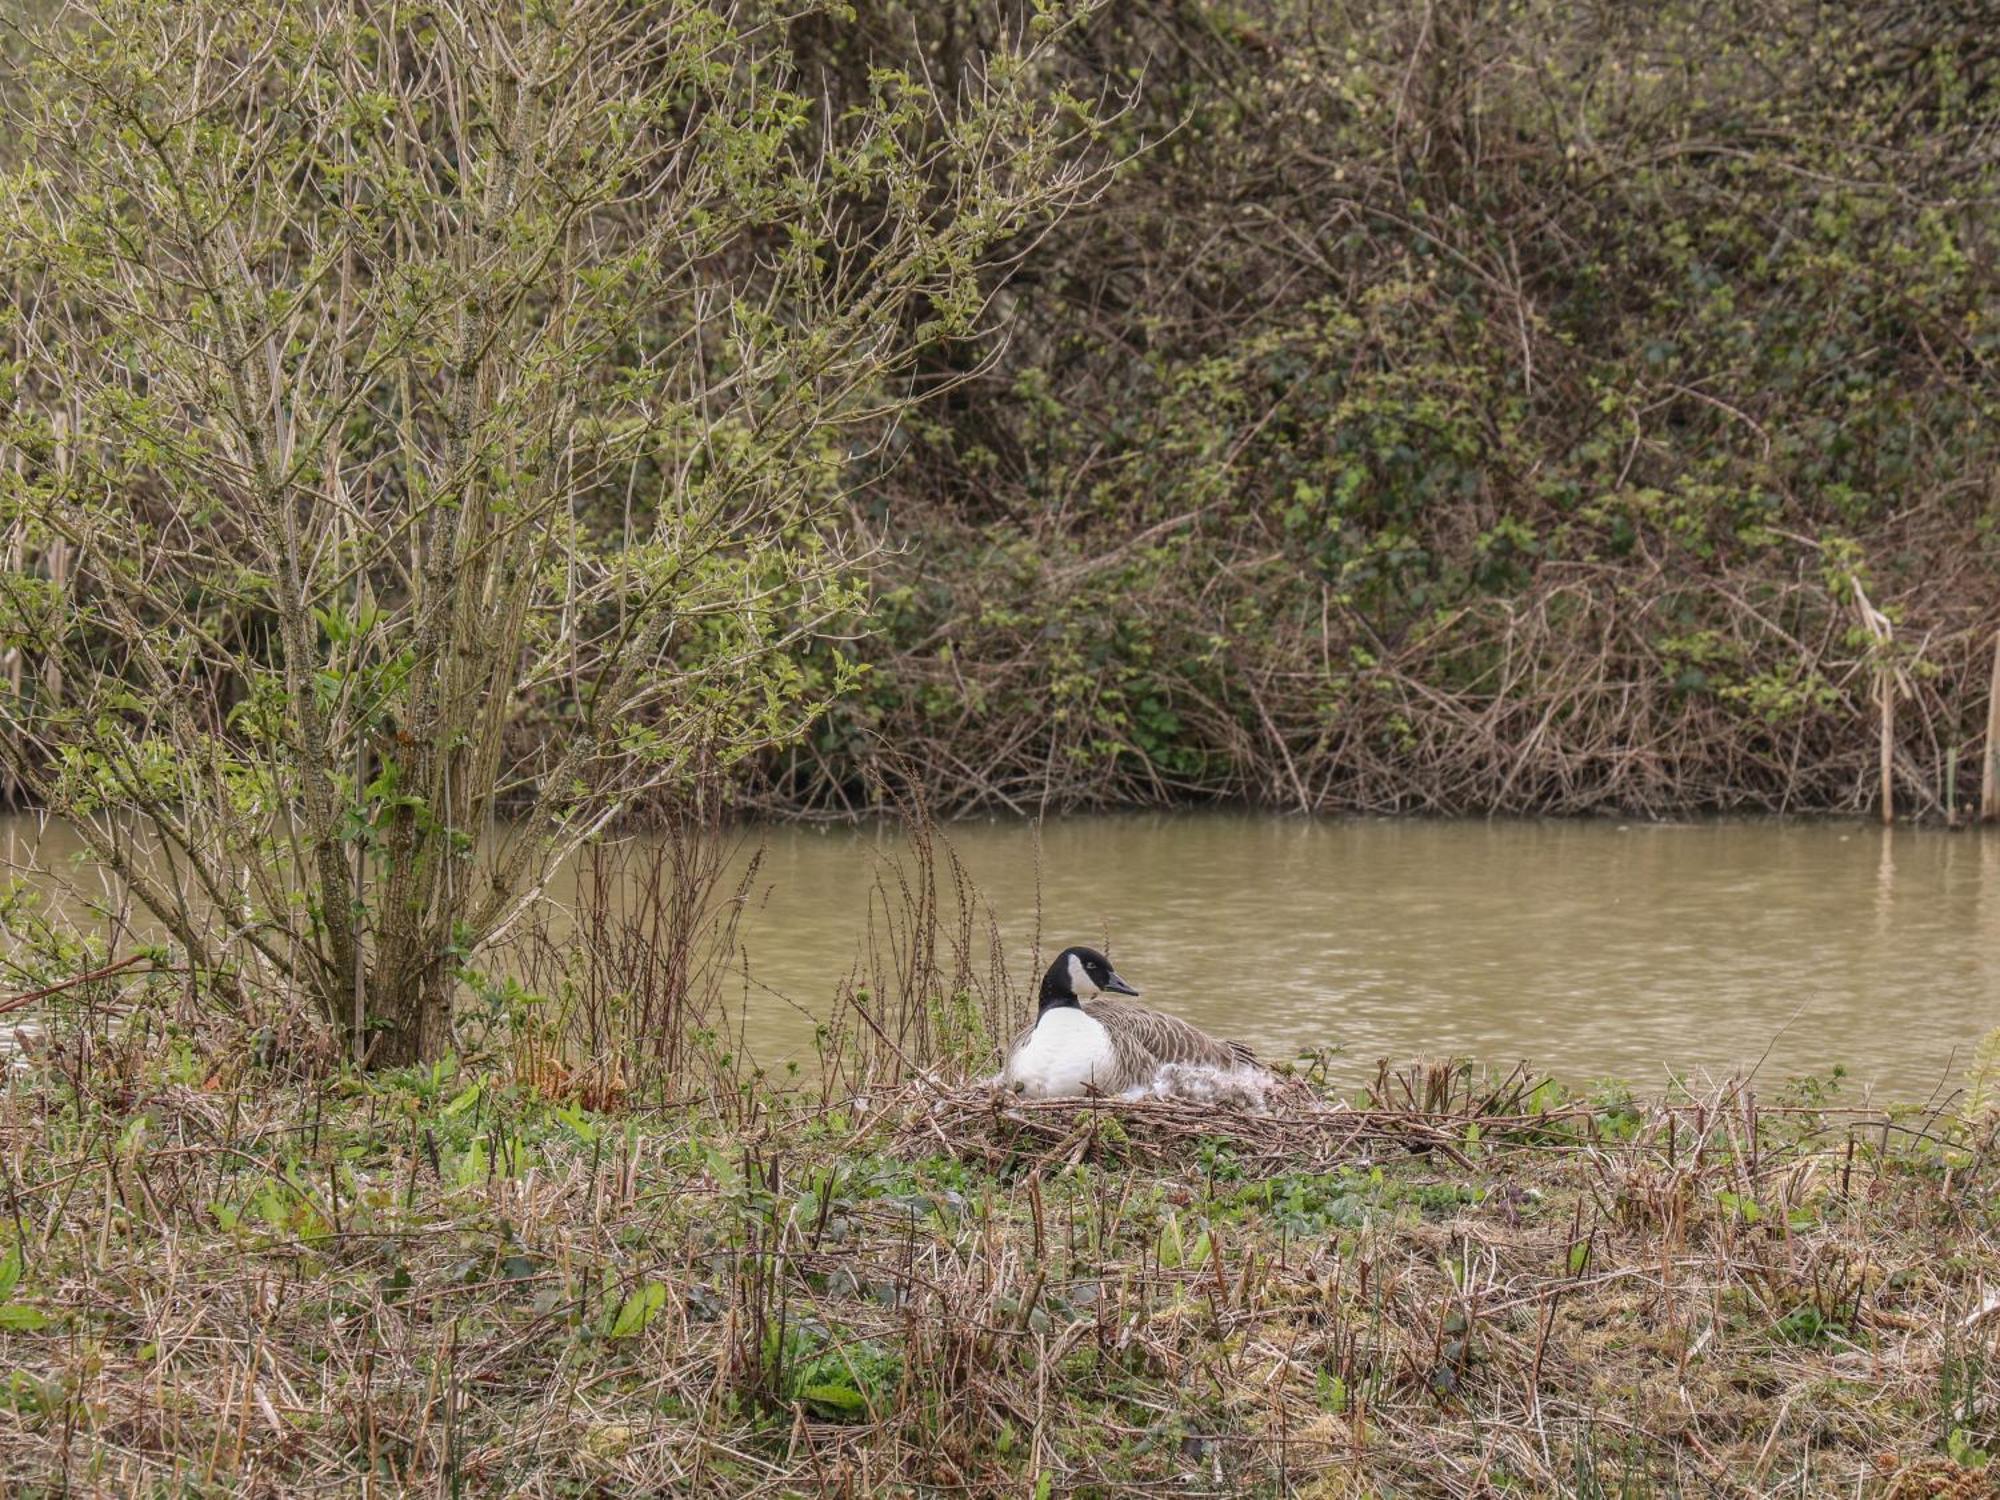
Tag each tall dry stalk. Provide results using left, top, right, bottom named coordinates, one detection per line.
left=819, top=793, right=1017, bottom=1099
left=518, top=791, right=766, bottom=1102
left=1984, top=631, right=2000, bottom=822
left=1849, top=578, right=1914, bottom=827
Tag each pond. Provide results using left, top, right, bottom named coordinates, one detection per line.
left=5, top=814, right=1996, bottom=1100
left=732, top=815, right=1999, bottom=1101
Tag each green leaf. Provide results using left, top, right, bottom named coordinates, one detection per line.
left=0, top=1304, right=50, bottom=1331
left=1158, top=1209, right=1184, bottom=1269
left=1185, top=1229, right=1212, bottom=1272
left=554, top=1104, right=597, bottom=1144
left=1715, top=1190, right=1762, bottom=1225
left=1316, top=1369, right=1348, bottom=1413
left=1948, top=1428, right=1991, bottom=1469
left=501, top=1255, right=538, bottom=1283
left=798, top=1380, right=867, bottom=1419
left=0, top=1249, right=19, bottom=1303
left=608, top=1281, right=666, bottom=1339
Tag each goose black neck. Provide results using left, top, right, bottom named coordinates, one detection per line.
left=1038, top=957, right=1080, bottom=1013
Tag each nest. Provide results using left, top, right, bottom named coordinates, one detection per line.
left=895, top=1081, right=1474, bottom=1173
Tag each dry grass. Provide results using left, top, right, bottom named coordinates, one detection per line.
left=0, top=1003, right=1996, bottom=1498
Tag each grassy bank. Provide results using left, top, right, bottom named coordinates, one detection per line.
left=0, top=1005, right=1996, bottom=1497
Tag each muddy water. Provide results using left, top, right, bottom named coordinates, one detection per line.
left=5, top=815, right=1997, bottom=1099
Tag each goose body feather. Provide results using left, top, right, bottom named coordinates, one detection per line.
left=1004, top=1006, right=1120, bottom=1097
left=1004, top=997, right=1260, bottom=1098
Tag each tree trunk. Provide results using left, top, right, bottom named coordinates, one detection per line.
left=366, top=964, right=453, bottom=1068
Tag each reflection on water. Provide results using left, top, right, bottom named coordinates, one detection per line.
left=4, top=814, right=1998, bottom=1097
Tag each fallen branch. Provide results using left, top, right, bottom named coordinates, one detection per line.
left=0, top=952, right=157, bottom=1018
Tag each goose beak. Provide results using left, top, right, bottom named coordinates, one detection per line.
left=1102, top=971, right=1140, bottom=997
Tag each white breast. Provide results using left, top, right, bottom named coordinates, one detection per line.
left=1006, top=1007, right=1118, bottom=1098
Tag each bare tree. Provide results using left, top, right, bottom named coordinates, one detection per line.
left=0, top=0, right=1104, bottom=1063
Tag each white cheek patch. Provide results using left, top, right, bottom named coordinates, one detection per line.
left=1067, top=953, right=1094, bottom=996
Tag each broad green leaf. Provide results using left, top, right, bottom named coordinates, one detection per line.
left=608, top=1282, right=666, bottom=1339
left=799, top=1381, right=867, bottom=1419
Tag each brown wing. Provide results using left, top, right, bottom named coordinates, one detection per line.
left=1082, top=997, right=1259, bottom=1080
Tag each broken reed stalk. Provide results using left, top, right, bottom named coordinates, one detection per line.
left=352, top=731, right=367, bottom=1068
left=1851, top=579, right=1900, bottom=827
left=1880, top=670, right=1894, bottom=827
left=1984, top=628, right=2000, bottom=822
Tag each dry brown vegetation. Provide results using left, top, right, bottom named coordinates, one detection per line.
left=1, top=981, right=1997, bottom=1496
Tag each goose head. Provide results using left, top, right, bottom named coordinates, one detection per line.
left=1038, top=945, right=1140, bottom=1013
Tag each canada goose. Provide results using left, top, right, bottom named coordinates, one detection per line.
left=1002, top=946, right=1264, bottom=1099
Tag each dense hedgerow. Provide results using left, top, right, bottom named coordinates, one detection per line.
left=766, top=0, right=1999, bottom=817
